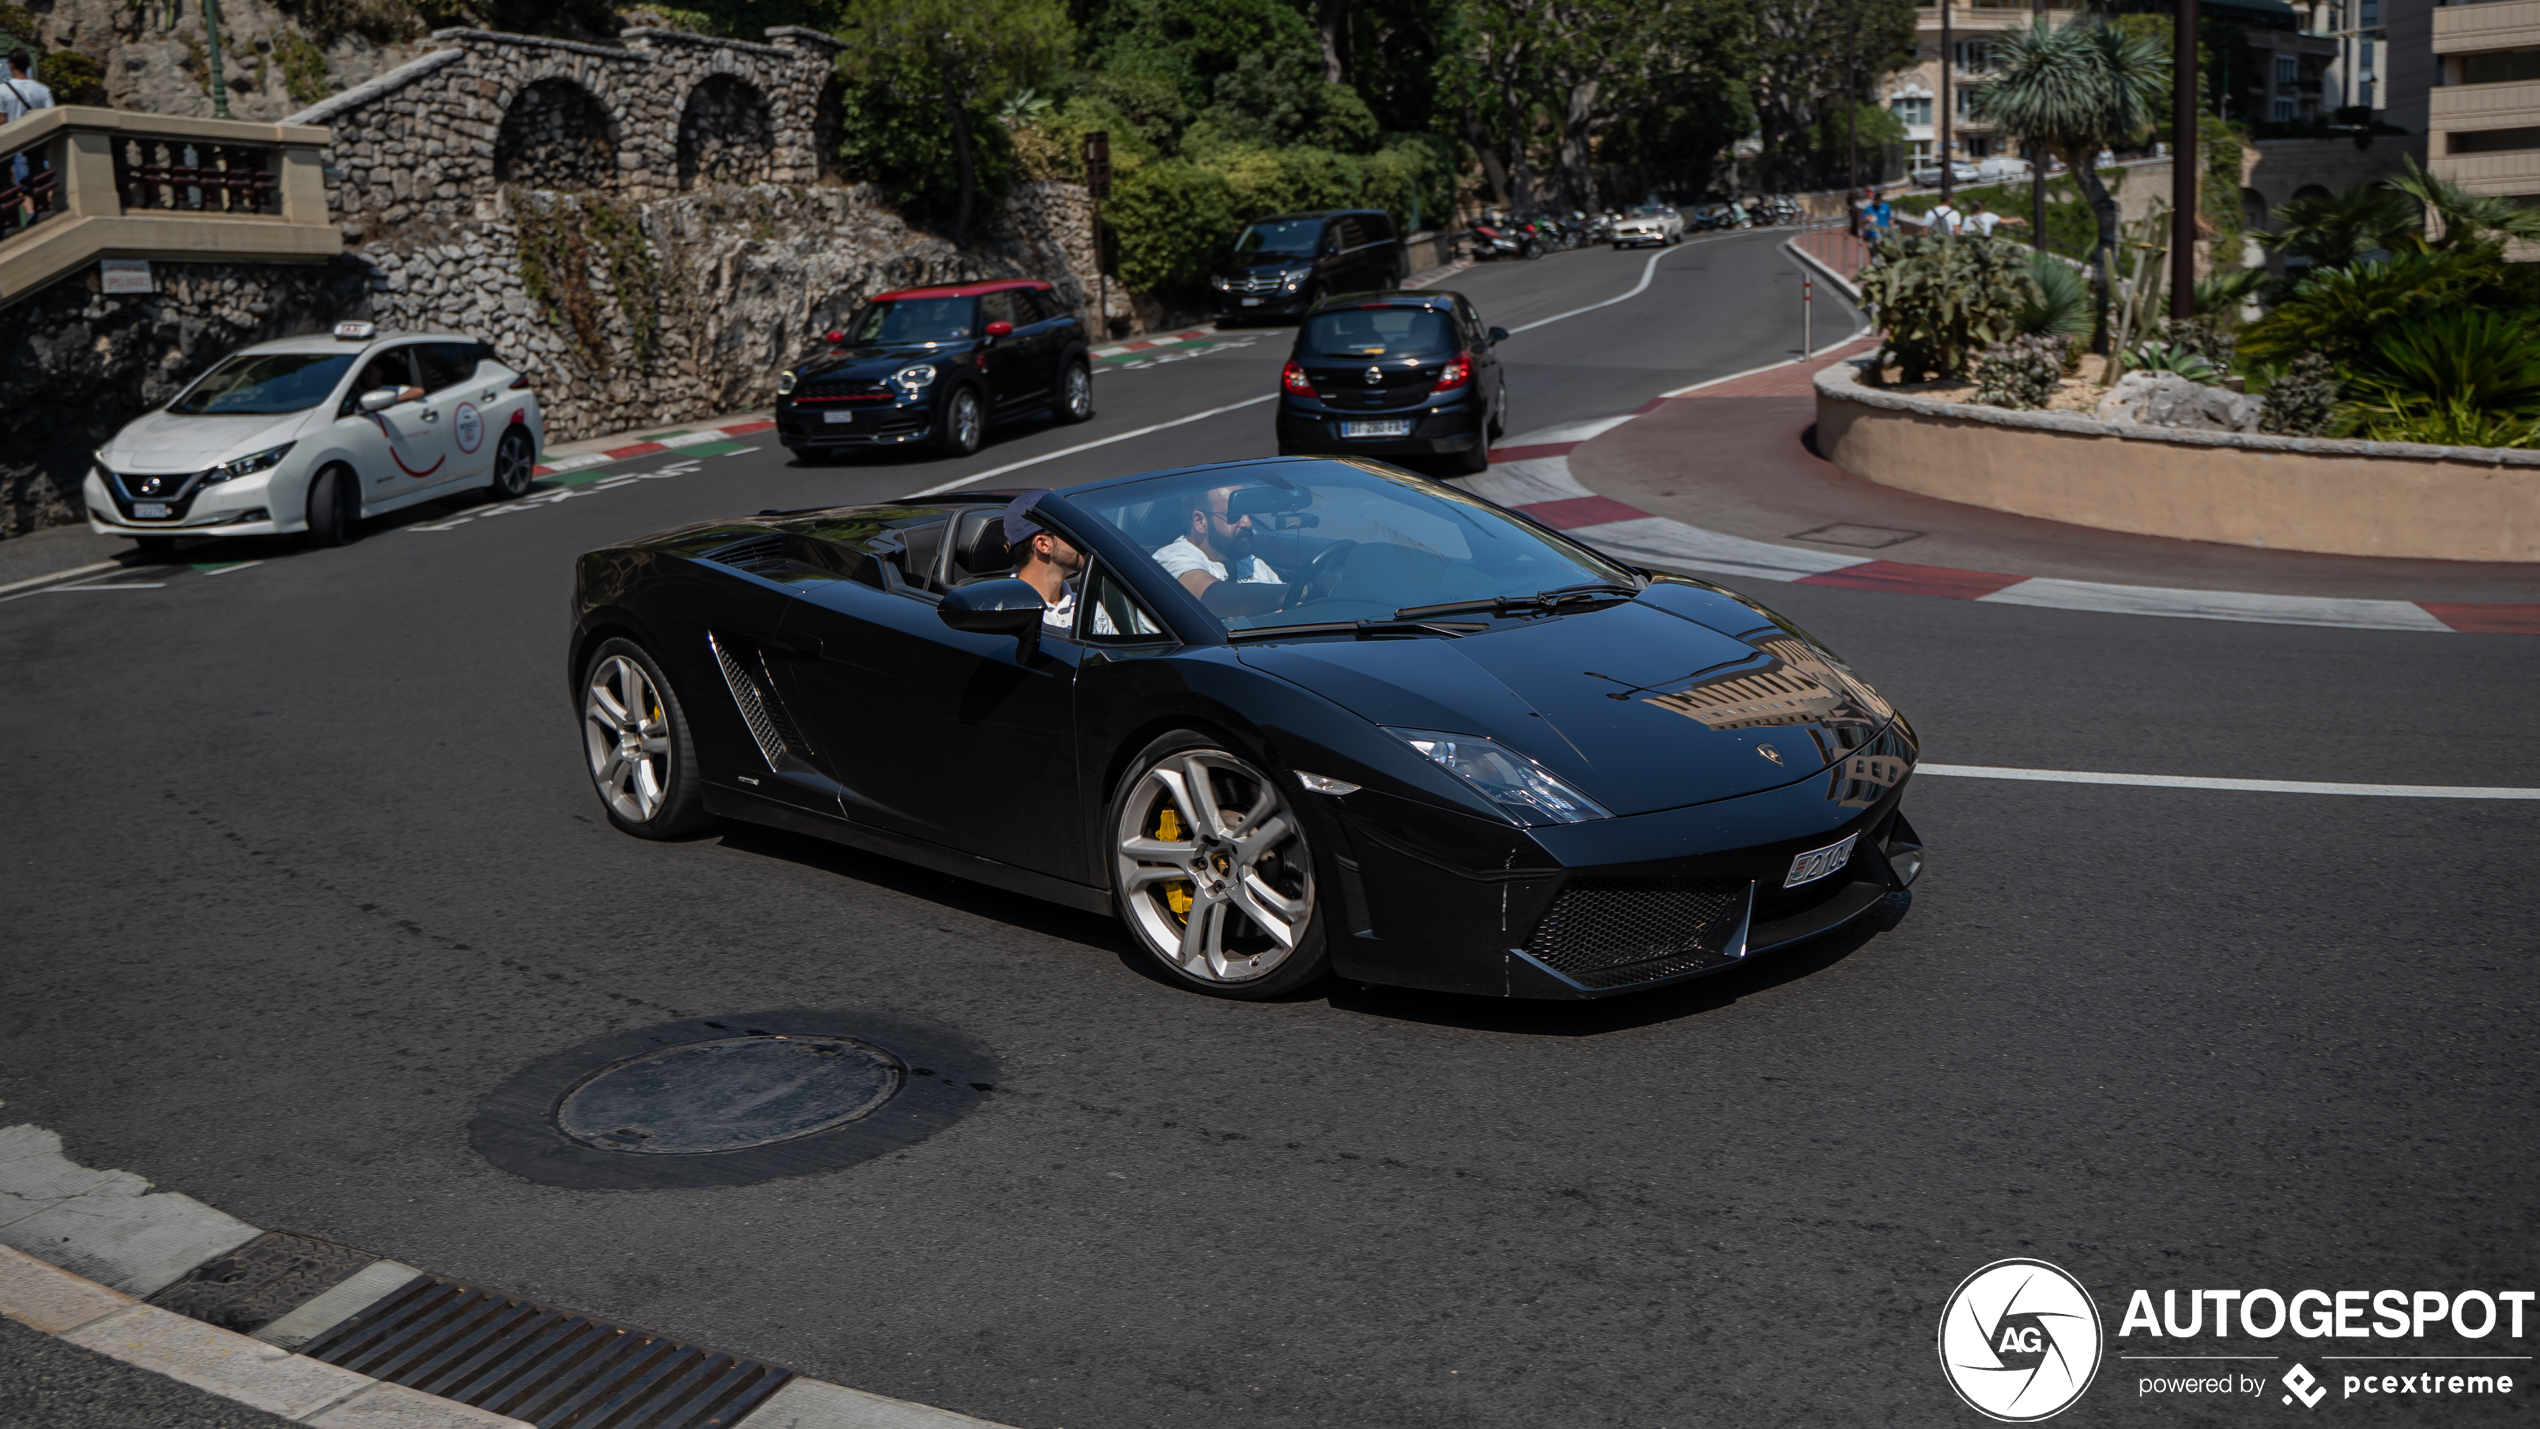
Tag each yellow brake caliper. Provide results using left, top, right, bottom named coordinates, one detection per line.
left=1154, top=806, right=1193, bottom=919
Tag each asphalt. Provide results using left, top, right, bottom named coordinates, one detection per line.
left=0, top=1315, right=300, bottom=1429
left=3, top=229, right=2534, bottom=1429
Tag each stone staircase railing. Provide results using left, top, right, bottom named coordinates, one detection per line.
left=0, top=106, right=340, bottom=309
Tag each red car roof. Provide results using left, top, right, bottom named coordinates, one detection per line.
left=868, top=278, right=1055, bottom=302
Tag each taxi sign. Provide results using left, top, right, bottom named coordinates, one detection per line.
left=333, top=321, right=377, bottom=341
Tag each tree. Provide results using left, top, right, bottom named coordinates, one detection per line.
left=2255, top=183, right=2419, bottom=272
left=2387, top=156, right=2540, bottom=252
left=838, top=0, right=1073, bottom=245
left=1537, top=0, right=1749, bottom=210
left=1971, top=16, right=2167, bottom=314
left=1745, top=0, right=1916, bottom=193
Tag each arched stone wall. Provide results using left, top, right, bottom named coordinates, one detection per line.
left=293, top=25, right=840, bottom=226
left=678, top=75, right=772, bottom=189
left=495, top=77, right=622, bottom=190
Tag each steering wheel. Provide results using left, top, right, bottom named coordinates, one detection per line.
left=1301, top=540, right=1359, bottom=602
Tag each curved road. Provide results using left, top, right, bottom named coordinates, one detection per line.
left=2, top=229, right=2533, bottom=1428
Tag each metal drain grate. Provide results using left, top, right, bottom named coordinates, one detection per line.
left=145, top=1230, right=376, bottom=1334
left=300, top=1275, right=791, bottom=1429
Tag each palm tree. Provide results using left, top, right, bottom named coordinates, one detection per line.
left=1970, top=17, right=2168, bottom=315
left=2385, top=156, right=2540, bottom=252
left=2255, top=183, right=2420, bottom=271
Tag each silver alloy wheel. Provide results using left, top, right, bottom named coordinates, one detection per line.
left=584, top=654, right=671, bottom=823
left=1115, top=750, right=1315, bottom=984
left=494, top=431, right=534, bottom=496
left=950, top=389, right=983, bottom=451
left=1063, top=362, right=1092, bottom=418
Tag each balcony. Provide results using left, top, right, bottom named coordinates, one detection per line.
left=2432, top=0, right=2540, bottom=54
left=0, top=107, right=339, bottom=308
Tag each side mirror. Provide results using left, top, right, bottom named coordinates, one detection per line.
left=1487, top=326, right=1509, bottom=344
left=985, top=320, right=1015, bottom=338
left=357, top=387, right=401, bottom=413
left=824, top=328, right=845, bottom=344
left=939, top=578, right=1045, bottom=661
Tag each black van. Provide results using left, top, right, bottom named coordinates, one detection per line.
left=1210, top=210, right=1403, bottom=322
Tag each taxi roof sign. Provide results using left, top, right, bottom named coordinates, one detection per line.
left=333, top=321, right=377, bottom=341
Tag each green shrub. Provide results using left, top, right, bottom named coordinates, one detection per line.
left=2240, top=251, right=2483, bottom=371
left=1971, top=334, right=2068, bottom=410
left=273, top=29, right=329, bottom=108
left=1861, top=234, right=2039, bottom=383
left=2257, top=354, right=2336, bottom=437
left=2015, top=251, right=2092, bottom=351
left=1106, top=157, right=1236, bottom=293
left=2336, top=310, right=2540, bottom=448
left=2162, top=316, right=2237, bottom=376
left=33, top=50, right=105, bottom=105
left=2125, top=342, right=2220, bottom=384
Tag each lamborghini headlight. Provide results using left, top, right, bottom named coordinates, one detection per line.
left=1386, top=727, right=1612, bottom=825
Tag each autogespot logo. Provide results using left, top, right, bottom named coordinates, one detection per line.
left=1940, top=1259, right=2106, bottom=1421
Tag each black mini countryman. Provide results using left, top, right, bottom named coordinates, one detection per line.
left=1276, top=291, right=1508, bottom=474
left=777, top=279, right=1093, bottom=461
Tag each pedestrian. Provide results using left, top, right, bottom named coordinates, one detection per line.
left=1, top=50, right=55, bottom=226
left=1863, top=187, right=1895, bottom=243
left=1924, top=195, right=1963, bottom=237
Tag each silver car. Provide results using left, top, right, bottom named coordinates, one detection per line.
left=1610, top=204, right=1685, bottom=249
left=87, top=322, right=546, bottom=553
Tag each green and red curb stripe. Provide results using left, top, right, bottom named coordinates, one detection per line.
left=532, top=419, right=777, bottom=478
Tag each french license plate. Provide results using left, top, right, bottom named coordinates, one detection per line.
left=1341, top=419, right=1412, bottom=438
left=133, top=502, right=171, bottom=518
left=823, top=410, right=853, bottom=424
left=1241, top=297, right=1262, bottom=306
left=1784, top=832, right=1859, bottom=888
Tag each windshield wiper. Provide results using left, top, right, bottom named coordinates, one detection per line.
left=1225, top=619, right=1491, bottom=643
left=1392, top=583, right=1640, bottom=621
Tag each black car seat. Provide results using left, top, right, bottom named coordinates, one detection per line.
left=948, top=508, right=1017, bottom=585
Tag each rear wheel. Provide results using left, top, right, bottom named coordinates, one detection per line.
left=581, top=637, right=711, bottom=839
left=302, top=465, right=354, bottom=548
left=1052, top=358, right=1094, bottom=424
left=1447, top=439, right=1491, bottom=475
left=487, top=428, right=535, bottom=499
left=934, top=386, right=985, bottom=457
left=1111, top=732, right=1329, bottom=999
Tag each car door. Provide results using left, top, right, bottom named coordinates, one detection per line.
left=773, top=525, right=1086, bottom=882
left=340, top=345, right=452, bottom=508
left=414, top=341, right=494, bottom=486
left=1012, top=288, right=1064, bottom=396
left=979, top=290, right=1047, bottom=411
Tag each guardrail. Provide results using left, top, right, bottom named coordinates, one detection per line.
left=0, top=106, right=340, bottom=308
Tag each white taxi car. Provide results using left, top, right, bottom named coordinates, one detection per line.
left=1611, top=204, right=1685, bottom=249
left=87, top=323, right=545, bottom=552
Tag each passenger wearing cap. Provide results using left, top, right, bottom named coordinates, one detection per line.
left=1002, top=489, right=1086, bottom=632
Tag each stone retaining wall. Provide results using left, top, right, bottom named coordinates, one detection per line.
left=1814, top=359, right=2540, bottom=564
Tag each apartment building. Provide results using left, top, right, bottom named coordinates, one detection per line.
left=2425, top=0, right=2540, bottom=211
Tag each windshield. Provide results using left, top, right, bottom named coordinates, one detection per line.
left=1631, top=205, right=1671, bottom=218
left=846, top=297, right=978, bottom=346
left=1299, top=306, right=1454, bottom=358
left=1234, top=219, right=1321, bottom=258
left=170, top=353, right=356, bottom=416
left=1074, top=461, right=1638, bottom=635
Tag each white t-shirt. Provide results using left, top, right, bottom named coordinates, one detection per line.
left=1964, top=211, right=2002, bottom=237
left=1925, top=204, right=1962, bottom=236
left=1151, top=535, right=1280, bottom=587
left=0, top=74, right=52, bottom=123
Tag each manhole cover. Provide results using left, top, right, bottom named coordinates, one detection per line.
left=1790, top=522, right=1924, bottom=549
left=557, top=1035, right=902, bottom=1153
left=470, top=1008, right=995, bottom=1190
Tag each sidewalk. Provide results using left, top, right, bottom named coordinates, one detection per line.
left=1474, top=341, right=2540, bottom=634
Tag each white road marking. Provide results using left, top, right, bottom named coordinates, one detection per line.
left=1977, top=577, right=2456, bottom=632
left=902, top=395, right=1280, bottom=498
left=1917, top=763, right=2540, bottom=799
left=199, top=560, right=263, bottom=575
left=0, top=560, right=122, bottom=597
left=42, top=580, right=166, bottom=591
left=1506, top=249, right=1669, bottom=334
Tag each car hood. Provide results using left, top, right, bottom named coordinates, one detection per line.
left=1238, top=599, right=1904, bottom=817
left=104, top=409, right=311, bottom=472
left=794, top=346, right=965, bottom=381
left=1216, top=254, right=1315, bottom=279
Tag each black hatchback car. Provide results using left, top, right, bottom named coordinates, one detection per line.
left=777, top=279, right=1092, bottom=461
left=1275, top=290, right=1508, bottom=474
left=1211, top=210, right=1403, bottom=321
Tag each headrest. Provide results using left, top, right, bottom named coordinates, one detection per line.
left=962, top=511, right=1013, bottom=574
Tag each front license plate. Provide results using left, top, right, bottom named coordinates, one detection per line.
left=132, top=502, right=170, bottom=518
left=1784, top=832, right=1859, bottom=888
left=1241, top=297, right=1262, bottom=306
left=1341, top=419, right=1413, bottom=438
left=823, top=410, right=853, bottom=424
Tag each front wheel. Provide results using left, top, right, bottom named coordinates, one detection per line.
left=1052, top=357, right=1094, bottom=424
left=581, top=637, right=712, bottom=839
left=303, top=465, right=354, bottom=548
left=488, top=428, right=535, bottom=499
left=934, top=385, right=985, bottom=457
left=1111, top=733, right=1329, bottom=999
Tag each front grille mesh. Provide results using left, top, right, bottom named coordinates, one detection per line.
left=1523, top=877, right=1750, bottom=985
left=300, top=1275, right=790, bottom=1429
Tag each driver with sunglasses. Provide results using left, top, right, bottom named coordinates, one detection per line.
left=1152, top=485, right=1285, bottom=604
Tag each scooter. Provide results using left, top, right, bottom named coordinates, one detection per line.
left=1467, top=218, right=1537, bottom=261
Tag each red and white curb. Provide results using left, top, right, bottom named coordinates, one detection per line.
left=1480, top=357, right=2540, bottom=636
left=533, top=418, right=777, bottom=478
left=1090, top=328, right=1217, bottom=360
left=0, top=1119, right=1011, bottom=1429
